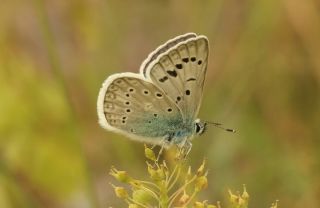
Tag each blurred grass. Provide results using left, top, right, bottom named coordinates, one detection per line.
left=0, top=0, right=320, bottom=207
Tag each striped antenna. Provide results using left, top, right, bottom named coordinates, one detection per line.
left=206, top=121, right=236, bottom=133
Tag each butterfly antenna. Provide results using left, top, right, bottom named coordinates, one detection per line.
left=206, top=121, right=236, bottom=133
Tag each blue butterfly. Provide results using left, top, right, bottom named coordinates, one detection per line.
left=97, top=33, right=210, bottom=155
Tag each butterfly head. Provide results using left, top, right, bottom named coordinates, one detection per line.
left=194, top=119, right=207, bottom=136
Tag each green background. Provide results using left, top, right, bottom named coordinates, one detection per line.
left=1, top=0, right=319, bottom=207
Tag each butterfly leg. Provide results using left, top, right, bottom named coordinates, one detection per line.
left=184, top=140, right=192, bottom=156
left=177, top=139, right=192, bottom=159
left=156, top=133, right=174, bottom=161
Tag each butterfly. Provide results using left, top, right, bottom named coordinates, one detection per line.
left=97, top=33, right=210, bottom=155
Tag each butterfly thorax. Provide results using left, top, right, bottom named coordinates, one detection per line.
left=166, top=119, right=207, bottom=146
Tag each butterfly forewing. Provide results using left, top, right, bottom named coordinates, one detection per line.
left=98, top=73, right=183, bottom=144
left=141, top=33, right=197, bottom=76
left=145, top=36, right=209, bottom=122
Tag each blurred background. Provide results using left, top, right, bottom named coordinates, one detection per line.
left=1, top=0, right=320, bottom=207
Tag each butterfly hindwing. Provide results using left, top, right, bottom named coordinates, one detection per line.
left=97, top=73, right=183, bottom=145
left=144, top=36, right=209, bottom=121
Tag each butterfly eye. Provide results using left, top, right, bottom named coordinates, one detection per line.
left=195, top=123, right=201, bottom=133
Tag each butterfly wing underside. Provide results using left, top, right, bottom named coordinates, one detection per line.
left=144, top=36, right=209, bottom=122
left=97, top=73, right=183, bottom=145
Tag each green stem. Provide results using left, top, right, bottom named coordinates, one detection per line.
left=168, top=175, right=197, bottom=207
left=168, top=166, right=181, bottom=191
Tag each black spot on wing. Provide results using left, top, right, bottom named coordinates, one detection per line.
left=167, top=70, right=177, bottom=77
left=176, top=96, right=182, bottom=104
left=182, top=58, right=189, bottom=63
left=159, top=76, right=168, bottom=82
left=186, top=78, right=196, bottom=82
left=156, top=93, right=163, bottom=98
left=175, top=64, right=183, bottom=69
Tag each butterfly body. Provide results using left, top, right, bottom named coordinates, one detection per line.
left=97, top=33, right=209, bottom=151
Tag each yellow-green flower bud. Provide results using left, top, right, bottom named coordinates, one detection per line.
left=128, top=204, right=139, bottom=208
left=193, top=201, right=205, bottom=208
left=238, top=196, right=245, bottom=207
left=178, top=191, right=190, bottom=205
left=270, top=200, right=278, bottom=208
left=217, top=201, right=221, bottom=208
left=147, top=162, right=165, bottom=181
left=114, top=186, right=128, bottom=199
left=195, top=176, right=208, bottom=192
left=132, top=189, right=153, bottom=205
left=110, top=167, right=132, bottom=183
left=144, top=144, right=156, bottom=161
left=197, top=159, right=206, bottom=176
left=228, top=189, right=238, bottom=204
left=242, top=184, right=249, bottom=201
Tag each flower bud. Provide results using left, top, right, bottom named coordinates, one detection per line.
left=193, top=201, right=205, bottom=208
left=195, top=176, right=208, bottom=192
left=238, top=196, right=245, bottom=207
left=147, top=162, right=165, bottom=181
left=228, top=189, right=238, bottom=204
left=178, top=191, right=190, bottom=205
left=197, top=159, right=206, bottom=176
left=132, top=189, right=153, bottom=205
left=242, top=184, right=249, bottom=200
left=110, top=167, right=132, bottom=183
left=144, top=144, right=156, bottom=161
left=270, top=200, right=279, bottom=208
left=113, top=186, right=128, bottom=199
